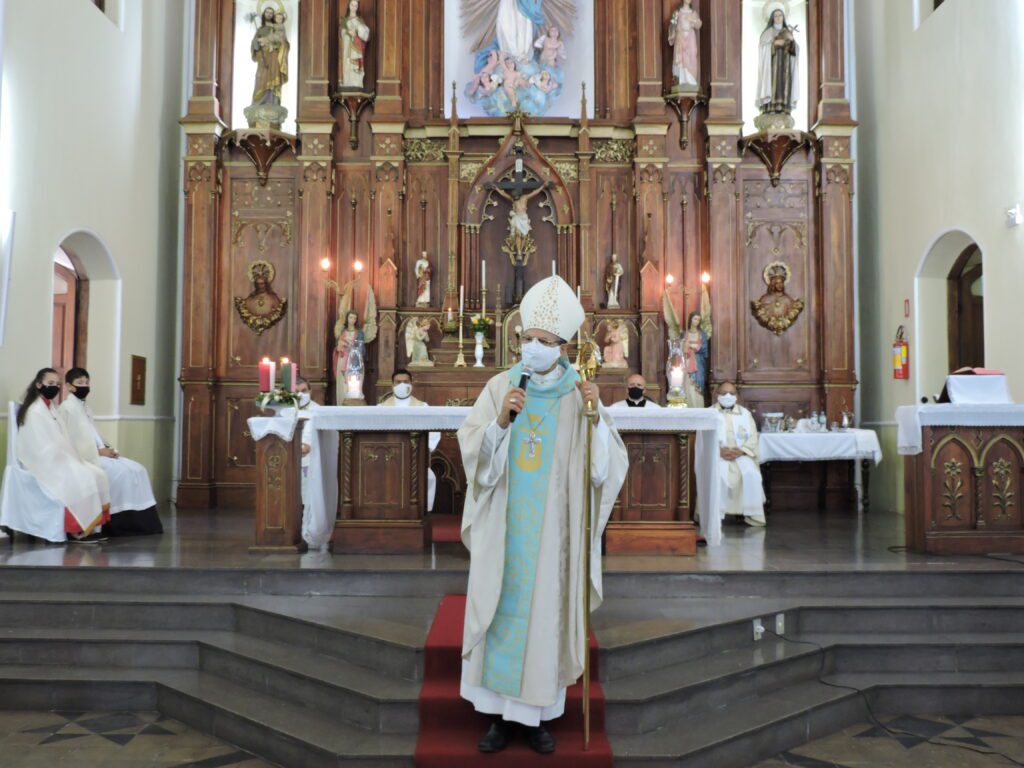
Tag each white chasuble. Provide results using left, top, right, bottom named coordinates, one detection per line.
left=458, top=361, right=628, bottom=725
left=715, top=404, right=766, bottom=520
left=17, top=399, right=109, bottom=533
left=57, top=396, right=156, bottom=514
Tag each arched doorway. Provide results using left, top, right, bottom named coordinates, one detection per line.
left=51, top=248, right=90, bottom=403
left=915, top=230, right=984, bottom=400
left=947, top=244, right=984, bottom=370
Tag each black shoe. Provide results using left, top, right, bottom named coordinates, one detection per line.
left=69, top=533, right=107, bottom=544
left=478, top=720, right=509, bottom=753
left=526, top=724, right=555, bottom=754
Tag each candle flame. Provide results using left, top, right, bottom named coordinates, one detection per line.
left=261, top=357, right=271, bottom=363
left=701, top=271, right=711, bottom=284
left=320, top=258, right=331, bottom=271
left=665, top=274, right=675, bottom=285
left=353, top=260, right=364, bottom=273
left=281, top=357, right=289, bottom=364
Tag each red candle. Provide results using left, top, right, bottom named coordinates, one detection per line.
left=258, top=357, right=272, bottom=391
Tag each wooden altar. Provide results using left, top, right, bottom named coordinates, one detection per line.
left=178, top=0, right=857, bottom=514
left=905, top=425, right=1024, bottom=555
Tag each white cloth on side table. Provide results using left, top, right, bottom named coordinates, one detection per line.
left=758, top=430, right=882, bottom=465
left=896, top=404, right=1024, bottom=456
left=945, top=374, right=1012, bottom=405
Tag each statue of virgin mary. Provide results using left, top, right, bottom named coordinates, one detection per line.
left=462, top=0, right=577, bottom=69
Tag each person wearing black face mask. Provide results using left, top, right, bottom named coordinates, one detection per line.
left=610, top=372, right=663, bottom=409
left=57, top=368, right=162, bottom=536
left=11, top=367, right=111, bottom=542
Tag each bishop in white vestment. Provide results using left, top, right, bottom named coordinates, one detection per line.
left=714, top=382, right=766, bottom=526
left=458, top=276, right=628, bottom=754
left=57, top=369, right=161, bottom=535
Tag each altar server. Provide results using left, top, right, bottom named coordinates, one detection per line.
left=611, top=372, right=663, bottom=408
left=458, top=276, right=629, bottom=754
left=14, top=368, right=110, bottom=541
left=714, top=381, right=766, bottom=526
left=295, top=378, right=320, bottom=508
left=380, top=369, right=437, bottom=511
left=58, top=368, right=162, bottom=535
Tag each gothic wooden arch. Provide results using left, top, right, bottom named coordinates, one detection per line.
left=460, top=116, right=577, bottom=310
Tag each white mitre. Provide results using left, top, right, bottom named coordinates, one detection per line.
left=519, top=276, right=585, bottom=342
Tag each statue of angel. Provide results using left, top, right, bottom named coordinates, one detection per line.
left=602, top=319, right=628, bottom=368
left=334, top=280, right=377, bottom=402
left=405, top=317, right=435, bottom=368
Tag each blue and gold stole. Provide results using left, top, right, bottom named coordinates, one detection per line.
left=482, top=360, right=579, bottom=697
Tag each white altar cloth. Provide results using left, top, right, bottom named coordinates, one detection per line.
left=896, top=404, right=1024, bottom=456
left=253, top=404, right=726, bottom=550
left=758, top=430, right=882, bottom=465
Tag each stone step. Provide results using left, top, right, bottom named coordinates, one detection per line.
left=605, top=632, right=1024, bottom=735
left=2, top=565, right=1024, bottom=599
left=797, top=604, right=1024, bottom=634
left=0, top=666, right=416, bottom=768
left=0, top=628, right=419, bottom=733
left=0, top=593, right=432, bottom=682
left=610, top=674, right=1024, bottom=768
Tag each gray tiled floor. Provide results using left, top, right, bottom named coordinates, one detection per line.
left=1, top=506, right=1020, bottom=573
left=754, top=715, right=1024, bottom=767
left=0, top=710, right=274, bottom=767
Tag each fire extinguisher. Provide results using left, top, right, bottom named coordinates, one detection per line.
left=893, top=326, right=909, bottom=380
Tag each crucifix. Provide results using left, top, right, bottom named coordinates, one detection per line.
left=486, top=139, right=554, bottom=304
left=525, top=428, right=542, bottom=459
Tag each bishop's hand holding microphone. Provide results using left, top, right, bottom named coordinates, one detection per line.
left=497, top=368, right=533, bottom=429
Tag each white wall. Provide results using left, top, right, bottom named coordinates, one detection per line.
left=855, top=0, right=1024, bottom=510
left=0, top=0, right=185, bottom=498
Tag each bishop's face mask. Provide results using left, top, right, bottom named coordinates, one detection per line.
left=718, top=393, right=738, bottom=409
left=627, top=386, right=645, bottom=401
left=72, top=386, right=91, bottom=401
left=521, top=339, right=563, bottom=373
left=394, top=382, right=413, bottom=400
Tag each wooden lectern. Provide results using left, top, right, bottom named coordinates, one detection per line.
left=251, top=430, right=306, bottom=553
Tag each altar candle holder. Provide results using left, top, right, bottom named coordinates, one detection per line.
left=454, top=310, right=467, bottom=367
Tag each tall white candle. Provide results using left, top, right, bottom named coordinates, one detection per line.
left=459, top=285, right=464, bottom=314
left=481, top=261, right=487, bottom=318
left=552, top=260, right=556, bottom=277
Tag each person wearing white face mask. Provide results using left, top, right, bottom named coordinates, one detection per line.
left=457, top=276, right=628, bottom=755
left=714, top=381, right=766, bottom=527
left=379, top=370, right=438, bottom=511
left=295, top=378, right=321, bottom=511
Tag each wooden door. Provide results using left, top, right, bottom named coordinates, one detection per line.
left=52, top=264, right=77, bottom=401
left=948, top=247, right=984, bottom=370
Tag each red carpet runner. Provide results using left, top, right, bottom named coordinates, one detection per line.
left=414, top=595, right=613, bottom=767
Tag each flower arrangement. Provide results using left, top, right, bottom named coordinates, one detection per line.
left=255, top=389, right=300, bottom=409
left=469, top=314, right=493, bottom=334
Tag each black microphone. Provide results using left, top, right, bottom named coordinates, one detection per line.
left=509, top=368, right=532, bottom=423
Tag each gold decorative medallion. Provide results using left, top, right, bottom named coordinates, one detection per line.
left=750, top=260, right=805, bottom=335
left=234, top=260, right=287, bottom=335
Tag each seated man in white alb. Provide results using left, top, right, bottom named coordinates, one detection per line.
left=714, top=381, right=766, bottom=527
left=13, top=367, right=110, bottom=542
left=611, top=372, right=663, bottom=408
left=58, top=368, right=162, bottom=536
left=379, top=369, right=438, bottom=511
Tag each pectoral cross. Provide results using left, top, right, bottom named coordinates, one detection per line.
left=526, top=430, right=542, bottom=459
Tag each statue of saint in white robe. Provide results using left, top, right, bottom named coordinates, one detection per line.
left=17, top=398, right=110, bottom=535
left=496, top=0, right=535, bottom=62
left=458, top=361, right=628, bottom=726
left=57, top=395, right=158, bottom=517
left=715, top=403, right=766, bottom=525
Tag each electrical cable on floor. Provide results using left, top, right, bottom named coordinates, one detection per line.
left=763, top=628, right=1024, bottom=767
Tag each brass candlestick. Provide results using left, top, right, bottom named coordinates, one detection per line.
left=454, top=310, right=467, bottom=367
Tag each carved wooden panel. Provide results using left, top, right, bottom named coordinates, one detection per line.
left=404, top=167, right=450, bottom=307
left=215, top=387, right=262, bottom=487
left=908, top=426, right=1024, bottom=554
left=739, top=173, right=818, bottom=383
left=252, top=432, right=304, bottom=552
left=222, top=175, right=299, bottom=378
left=403, top=0, right=443, bottom=119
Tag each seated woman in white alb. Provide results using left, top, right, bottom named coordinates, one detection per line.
left=714, top=381, right=766, bottom=527
left=57, top=368, right=162, bottom=536
left=14, top=368, right=110, bottom=541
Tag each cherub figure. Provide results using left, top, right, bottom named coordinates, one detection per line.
left=499, top=56, right=528, bottom=108
left=467, top=49, right=504, bottom=97
left=534, top=26, right=567, bottom=68
left=529, top=70, right=558, bottom=94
